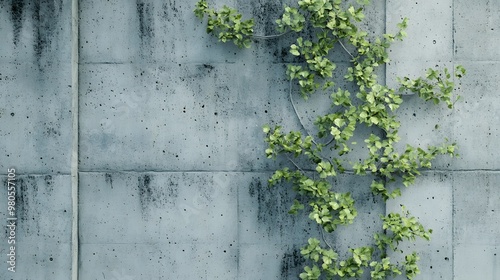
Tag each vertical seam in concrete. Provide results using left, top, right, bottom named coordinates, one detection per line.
left=71, top=0, right=79, bottom=279
left=451, top=169, right=455, bottom=278
left=236, top=175, right=240, bottom=278
left=451, top=0, right=455, bottom=277
left=452, top=0, right=455, bottom=61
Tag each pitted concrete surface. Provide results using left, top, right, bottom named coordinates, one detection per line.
left=0, top=0, right=499, bottom=279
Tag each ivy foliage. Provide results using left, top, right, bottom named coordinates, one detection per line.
left=194, top=0, right=254, bottom=48
left=195, top=0, right=465, bottom=279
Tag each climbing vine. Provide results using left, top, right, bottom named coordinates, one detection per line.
left=195, top=0, right=465, bottom=279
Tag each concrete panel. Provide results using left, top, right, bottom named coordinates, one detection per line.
left=452, top=62, right=500, bottom=170
left=79, top=172, right=238, bottom=244
left=454, top=172, right=500, bottom=246
left=0, top=0, right=73, bottom=175
left=454, top=172, right=500, bottom=279
left=386, top=0, right=453, bottom=61
left=79, top=0, right=246, bottom=64
left=79, top=171, right=239, bottom=278
left=387, top=171, right=453, bottom=280
left=78, top=62, right=297, bottom=172
left=454, top=245, right=500, bottom=280
left=80, top=243, right=238, bottom=280
left=454, top=0, right=500, bottom=61
left=0, top=175, right=72, bottom=279
left=387, top=60, right=458, bottom=170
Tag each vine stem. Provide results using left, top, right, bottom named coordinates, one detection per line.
left=336, top=37, right=355, bottom=60
left=288, top=79, right=337, bottom=148
left=289, top=79, right=320, bottom=147
left=287, top=156, right=305, bottom=173
left=320, top=225, right=335, bottom=250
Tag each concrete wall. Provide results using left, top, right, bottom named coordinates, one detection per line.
left=0, top=0, right=498, bottom=279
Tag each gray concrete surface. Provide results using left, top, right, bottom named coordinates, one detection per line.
left=0, top=0, right=499, bottom=279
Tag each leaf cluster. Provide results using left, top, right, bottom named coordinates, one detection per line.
left=194, top=0, right=254, bottom=48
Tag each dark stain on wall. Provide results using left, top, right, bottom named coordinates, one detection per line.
left=44, top=174, right=53, bottom=193
left=15, top=175, right=41, bottom=235
left=161, top=0, right=179, bottom=20
left=249, top=177, right=284, bottom=235
left=136, top=0, right=155, bottom=57
left=201, top=64, right=214, bottom=72
left=42, top=121, right=61, bottom=137
left=9, top=0, right=25, bottom=46
left=251, top=1, right=282, bottom=40
left=32, top=0, right=63, bottom=66
left=166, top=179, right=178, bottom=200
left=105, top=173, right=113, bottom=189
left=137, top=174, right=179, bottom=220
left=15, top=176, right=27, bottom=222
left=138, top=174, right=153, bottom=211
left=280, top=246, right=304, bottom=279
left=21, top=176, right=37, bottom=220
left=1, top=0, right=66, bottom=69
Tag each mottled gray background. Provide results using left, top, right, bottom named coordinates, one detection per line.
left=0, top=0, right=499, bottom=279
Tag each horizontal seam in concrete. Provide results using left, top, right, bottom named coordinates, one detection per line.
left=1, top=169, right=497, bottom=176
left=78, top=241, right=238, bottom=244
left=453, top=60, right=500, bottom=63
left=0, top=172, right=72, bottom=176
left=76, top=169, right=500, bottom=174
left=79, top=61, right=239, bottom=65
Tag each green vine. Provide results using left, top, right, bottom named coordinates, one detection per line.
left=195, top=0, right=465, bottom=279
left=194, top=1, right=254, bottom=48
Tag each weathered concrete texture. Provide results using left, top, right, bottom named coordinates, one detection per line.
left=80, top=243, right=239, bottom=279
left=386, top=0, right=456, bottom=172
left=452, top=61, right=500, bottom=170
left=78, top=172, right=302, bottom=279
left=454, top=172, right=500, bottom=279
left=0, top=0, right=73, bottom=175
left=386, top=0, right=453, bottom=61
left=79, top=0, right=247, bottom=64
left=79, top=171, right=240, bottom=279
left=387, top=172, right=454, bottom=280
left=454, top=0, right=500, bottom=61
left=79, top=172, right=238, bottom=244
left=78, top=62, right=297, bottom=172
left=387, top=61, right=457, bottom=170
left=0, top=62, right=73, bottom=174
left=0, top=1, right=74, bottom=279
left=79, top=171, right=385, bottom=279
left=0, top=0, right=72, bottom=63
left=0, top=175, right=72, bottom=279
left=0, top=0, right=498, bottom=279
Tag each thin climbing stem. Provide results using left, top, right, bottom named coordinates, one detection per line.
left=320, top=224, right=335, bottom=250
left=289, top=79, right=320, bottom=147
left=287, top=156, right=305, bottom=173
left=335, top=36, right=355, bottom=60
